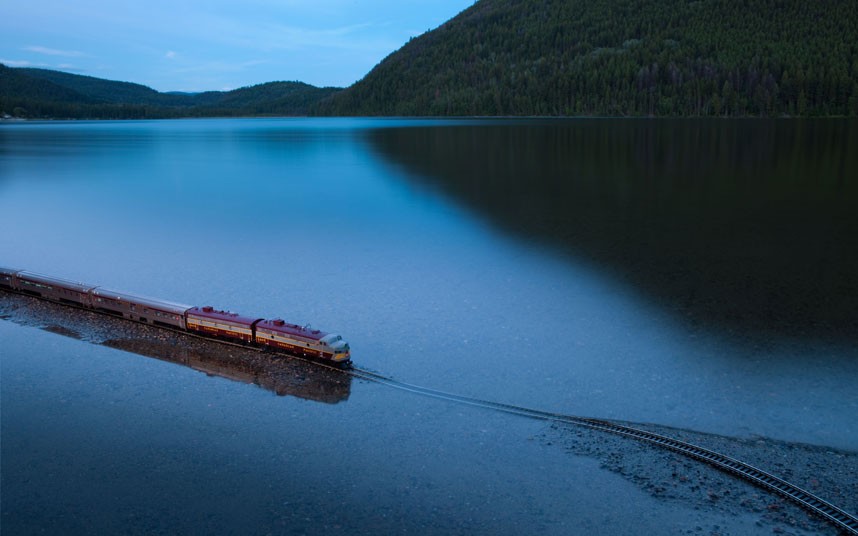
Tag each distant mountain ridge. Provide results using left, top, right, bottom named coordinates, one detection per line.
left=18, top=67, right=197, bottom=106
left=0, top=64, right=341, bottom=119
left=3, top=0, right=858, bottom=118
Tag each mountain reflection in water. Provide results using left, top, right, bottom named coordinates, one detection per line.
left=367, top=119, right=858, bottom=344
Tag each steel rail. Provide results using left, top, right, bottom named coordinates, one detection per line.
left=346, top=367, right=858, bottom=535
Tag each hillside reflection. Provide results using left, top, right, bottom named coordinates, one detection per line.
left=368, top=119, right=858, bottom=343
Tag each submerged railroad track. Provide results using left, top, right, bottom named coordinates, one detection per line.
left=343, top=367, right=858, bottom=535
left=3, top=289, right=857, bottom=534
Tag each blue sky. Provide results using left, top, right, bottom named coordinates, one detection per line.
left=1, top=0, right=474, bottom=91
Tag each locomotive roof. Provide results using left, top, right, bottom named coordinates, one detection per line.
left=257, top=318, right=326, bottom=341
left=187, top=306, right=262, bottom=326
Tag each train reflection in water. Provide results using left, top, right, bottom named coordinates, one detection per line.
left=0, top=291, right=351, bottom=405
left=104, top=338, right=351, bottom=404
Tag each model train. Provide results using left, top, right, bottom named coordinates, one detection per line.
left=0, top=267, right=351, bottom=364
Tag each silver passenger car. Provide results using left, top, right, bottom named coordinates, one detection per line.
left=14, top=270, right=96, bottom=306
left=90, top=287, right=192, bottom=329
left=0, top=267, right=21, bottom=289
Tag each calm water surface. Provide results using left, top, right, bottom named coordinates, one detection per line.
left=1, top=118, right=856, bottom=534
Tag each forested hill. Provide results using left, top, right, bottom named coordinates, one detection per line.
left=315, top=0, right=858, bottom=116
left=16, top=67, right=206, bottom=106
left=5, top=0, right=857, bottom=118
left=0, top=64, right=341, bottom=119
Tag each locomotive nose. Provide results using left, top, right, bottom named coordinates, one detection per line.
left=322, top=333, right=349, bottom=352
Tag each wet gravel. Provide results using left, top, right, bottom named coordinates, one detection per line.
left=2, top=289, right=856, bottom=535
left=543, top=415, right=857, bottom=535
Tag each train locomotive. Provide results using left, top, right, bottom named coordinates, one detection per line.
left=0, top=267, right=351, bottom=364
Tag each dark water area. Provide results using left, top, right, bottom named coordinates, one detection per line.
left=1, top=118, right=856, bottom=535
left=367, top=119, right=858, bottom=344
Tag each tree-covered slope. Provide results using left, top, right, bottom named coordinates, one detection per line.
left=193, top=81, right=341, bottom=116
left=0, top=65, right=341, bottom=119
left=0, top=64, right=97, bottom=108
left=17, top=67, right=184, bottom=106
left=316, top=0, right=858, bottom=116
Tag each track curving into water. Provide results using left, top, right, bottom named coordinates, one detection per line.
left=2, top=289, right=856, bottom=534
left=344, top=366, right=858, bottom=535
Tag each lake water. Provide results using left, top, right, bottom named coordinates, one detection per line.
left=1, top=118, right=856, bottom=534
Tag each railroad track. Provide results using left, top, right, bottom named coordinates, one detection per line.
left=3, top=289, right=857, bottom=534
left=345, top=367, right=858, bottom=535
